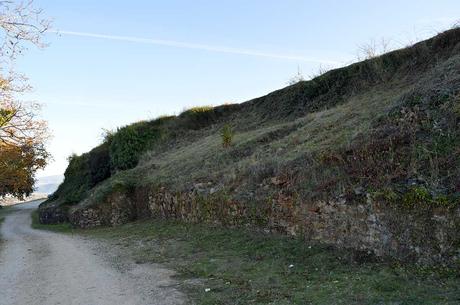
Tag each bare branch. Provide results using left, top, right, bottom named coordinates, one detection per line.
left=0, top=0, right=51, bottom=59
left=0, top=1, right=51, bottom=199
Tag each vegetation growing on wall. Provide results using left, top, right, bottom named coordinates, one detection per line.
left=318, top=88, right=460, bottom=208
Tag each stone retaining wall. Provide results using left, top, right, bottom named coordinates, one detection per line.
left=60, top=185, right=460, bottom=266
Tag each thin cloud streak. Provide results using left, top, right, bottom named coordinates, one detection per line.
left=53, top=30, right=341, bottom=65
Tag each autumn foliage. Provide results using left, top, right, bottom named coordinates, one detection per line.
left=0, top=98, right=50, bottom=198
left=0, top=142, right=47, bottom=198
left=0, top=1, right=51, bottom=199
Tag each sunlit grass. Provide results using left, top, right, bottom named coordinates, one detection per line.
left=31, top=210, right=74, bottom=233
left=84, top=219, right=460, bottom=305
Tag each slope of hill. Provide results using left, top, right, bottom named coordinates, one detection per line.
left=40, top=29, right=460, bottom=265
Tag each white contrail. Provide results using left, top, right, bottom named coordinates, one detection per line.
left=52, top=30, right=340, bottom=65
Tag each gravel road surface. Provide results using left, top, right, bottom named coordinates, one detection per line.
left=0, top=201, right=186, bottom=305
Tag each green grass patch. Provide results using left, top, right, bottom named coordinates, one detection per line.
left=0, top=206, right=13, bottom=227
left=82, top=219, right=460, bottom=305
left=0, top=207, right=9, bottom=223
left=0, top=206, right=14, bottom=248
left=31, top=210, right=74, bottom=233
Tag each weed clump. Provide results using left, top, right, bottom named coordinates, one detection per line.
left=221, top=124, right=233, bottom=148
left=178, top=106, right=220, bottom=130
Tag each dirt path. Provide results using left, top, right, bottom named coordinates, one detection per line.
left=0, top=202, right=186, bottom=305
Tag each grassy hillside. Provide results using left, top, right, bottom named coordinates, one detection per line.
left=43, top=28, right=460, bottom=215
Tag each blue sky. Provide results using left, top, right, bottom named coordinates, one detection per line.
left=15, top=0, right=459, bottom=177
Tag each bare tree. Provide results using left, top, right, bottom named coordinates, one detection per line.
left=308, top=64, right=333, bottom=80
left=357, top=37, right=392, bottom=60
left=0, top=0, right=50, bottom=59
left=0, top=0, right=51, bottom=199
left=287, top=66, right=305, bottom=85
left=452, top=20, right=460, bottom=29
left=0, top=99, right=48, bottom=146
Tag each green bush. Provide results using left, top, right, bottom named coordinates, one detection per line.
left=110, top=126, right=146, bottom=171
left=402, top=186, right=432, bottom=207
left=88, top=142, right=111, bottom=187
left=46, top=117, right=172, bottom=207
left=109, top=122, right=160, bottom=171
left=47, top=153, right=91, bottom=205
left=393, top=186, right=459, bottom=208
